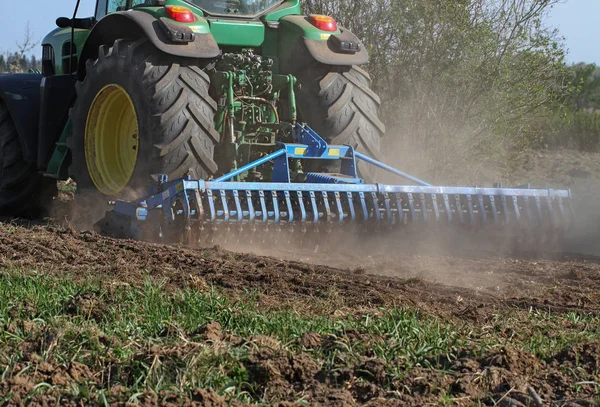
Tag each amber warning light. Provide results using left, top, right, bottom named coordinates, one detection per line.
left=309, top=15, right=338, bottom=32
left=165, top=5, right=195, bottom=23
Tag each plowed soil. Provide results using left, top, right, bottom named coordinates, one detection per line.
left=1, top=148, right=600, bottom=406
left=1, top=222, right=600, bottom=406
left=1, top=223, right=600, bottom=318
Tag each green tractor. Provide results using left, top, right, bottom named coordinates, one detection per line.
left=0, top=0, right=384, bottom=221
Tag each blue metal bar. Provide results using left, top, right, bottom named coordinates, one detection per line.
left=101, top=180, right=574, bottom=240
left=354, top=152, right=431, bottom=186
left=455, top=195, right=464, bottom=224
left=284, top=191, right=294, bottom=223
left=207, top=190, right=216, bottom=221
left=246, top=190, right=255, bottom=222
left=259, top=191, right=267, bottom=223
left=233, top=190, right=243, bottom=223
left=394, top=193, right=403, bottom=224
left=431, top=194, right=440, bottom=222
left=215, top=149, right=286, bottom=182
left=347, top=192, right=356, bottom=221
left=335, top=192, right=344, bottom=224
left=443, top=194, right=452, bottom=224
left=297, top=191, right=307, bottom=223
left=420, top=194, right=428, bottom=223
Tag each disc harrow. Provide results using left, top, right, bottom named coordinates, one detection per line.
left=95, top=124, right=574, bottom=250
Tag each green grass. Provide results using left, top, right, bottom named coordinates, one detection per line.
left=485, top=308, right=600, bottom=359
left=0, top=269, right=467, bottom=403
left=56, top=181, right=76, bottom=194
left=1, top=268, right=599, bottom=404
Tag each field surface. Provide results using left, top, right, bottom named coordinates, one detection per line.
left=1, top=148, right=599, bottom=406
left=1, top=222, right=599, bottom=406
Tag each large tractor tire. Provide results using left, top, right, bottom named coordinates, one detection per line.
left=296, top=64, right=385, bottom=182
left=0, top=100, right=55, bottom=217
left=68, top=38, right=219, bottom=224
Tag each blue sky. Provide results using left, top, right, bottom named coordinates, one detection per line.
left=547, top=0, right=600, bottom=64
left=0, top=0, right=598, bottom=64
left=0, top=1, right=95, bottom=55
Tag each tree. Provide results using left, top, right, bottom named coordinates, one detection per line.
left=2, top=22, right=40, bottom=74
left=302, top=0, right=568, bottom=183
left=29, top=55, right=40, bottom=73
left=567, top=63, right=600, bottom=110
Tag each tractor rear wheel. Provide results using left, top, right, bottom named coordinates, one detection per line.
left=296, top=64, right=385, bottom=182
left=0, top=99, right=55, bottom=217
left=68, top=38, right=219, bottom=224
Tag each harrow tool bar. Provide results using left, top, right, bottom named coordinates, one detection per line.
left=100, top=178, right=573, bottom=238
left=95, top=124, right=574, bottom=246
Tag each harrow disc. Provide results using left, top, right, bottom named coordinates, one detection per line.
left=95, top=178, right=573, bottom=253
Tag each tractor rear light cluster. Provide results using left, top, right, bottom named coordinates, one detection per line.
left=165, top=5, right=195, bottom=23
left=309, top=15, right=338, bottom=32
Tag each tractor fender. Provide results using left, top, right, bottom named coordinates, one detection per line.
left=278, top=15, right=368, bottom=72
left=303, top=29, right=369, bottom=66
left=78, top=11, right=220, bottom=78
left=0, top=73, right=42, bottom=165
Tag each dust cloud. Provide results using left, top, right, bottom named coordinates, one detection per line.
left=215, top=224, right=532, bottom=295
left=47, top=181, right=148, bottom=232
left=509, top=149, right=600, bottom=256
left=563, top=181, right=600, bottom=256
left=220, top=131, right=600, bottom=292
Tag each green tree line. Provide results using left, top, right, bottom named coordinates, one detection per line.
left=535, top=63, right=600, bottom=152
left=0, top=53, right=41, bottom=74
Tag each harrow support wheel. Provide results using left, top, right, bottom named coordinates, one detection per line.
left=68, top=38, right=219, bottom=224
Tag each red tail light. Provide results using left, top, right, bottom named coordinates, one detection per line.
left=166, top=5, right=195, bottom=23
left=309, top=15, right=338, bottom=32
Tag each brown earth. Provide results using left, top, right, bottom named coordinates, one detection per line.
left=1, top=223, right=600, bottom=406
left=1, top=223, right=600, bottom=319
left=1, top=149, right=600, bottom=406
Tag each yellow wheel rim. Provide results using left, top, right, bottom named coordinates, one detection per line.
left=85, top=84, right=139, bottom=196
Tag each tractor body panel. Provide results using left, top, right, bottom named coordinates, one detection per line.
left=122, top=5, right=211, bottom=33
left=43, top=0, right=367, bottom=80
left=0, top=73, right=43, bottom=165
left=208, top=19, right=265, bottom=47
left=37, top=75, right=77, bottom=171
left=280, top=15, right=341, bottom=41
left=42, top=28, right=89, bottom=75
left=263, top=0, right=301, bottom=21
left=302, top=28, right=368, bottom=65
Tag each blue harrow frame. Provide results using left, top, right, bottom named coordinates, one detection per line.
left=95, top=124, right=574, bottom=246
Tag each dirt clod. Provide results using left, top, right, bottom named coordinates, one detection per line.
left=193, top=321, right=223, bottom=342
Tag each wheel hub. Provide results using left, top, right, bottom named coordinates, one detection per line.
left=85, top=84, right=139, bottom=196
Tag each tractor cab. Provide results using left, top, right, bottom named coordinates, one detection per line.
left=188, top=0, right=284, bottom=16
left=41, top=0, right=303, bottom=76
